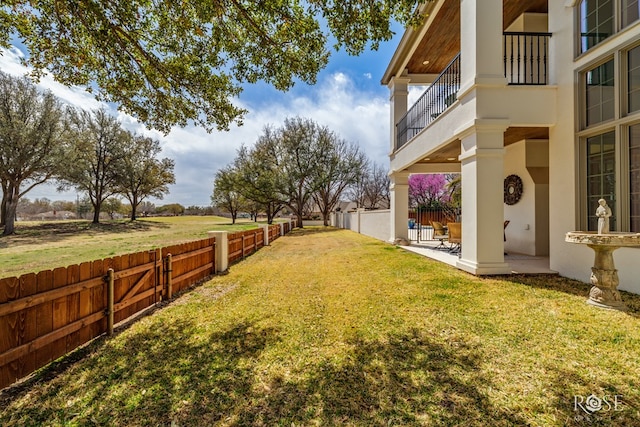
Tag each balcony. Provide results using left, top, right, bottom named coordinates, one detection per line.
left=395, top=32, right=552, bottom=151
left=503, top=32, right=552, bottom=85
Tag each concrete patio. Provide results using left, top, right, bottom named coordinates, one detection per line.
left=400, top=239, right=557, bottom=275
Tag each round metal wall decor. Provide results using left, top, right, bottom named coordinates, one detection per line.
left=504, top=174, right=523, bottom=205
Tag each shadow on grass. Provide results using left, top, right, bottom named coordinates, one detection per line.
left=544, top=365, right=640, bottom=426
left=287, top=226, right=342, bottom=238
left=0, top=220, right=169, bottom=248
left=501, top=274, right=640, bottom=316
left=1, top=317, right=281, bottom=426
left=2, top=322, right=541, bottom=426
left=236, top=328, right=528, bottom=426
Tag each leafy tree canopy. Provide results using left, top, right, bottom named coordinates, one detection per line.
left=0, top=71, right=67, bottom=234
left=0, top=1, right=425, bottom=133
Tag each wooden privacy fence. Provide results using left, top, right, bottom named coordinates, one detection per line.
left=408, top=208, right=451, bottom=226
left=228, top=228, right=265, bottom=264
left=0, top=221, right=294, bottom=390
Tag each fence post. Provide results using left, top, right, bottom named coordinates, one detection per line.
left=212, top=239, right=217, bottom=275
left=166, top=253, right=173, bottom=300
left=156, top=248, right=163, bottom=301
left=208, top=231, right=229, bottom=273
left=262, top=225, right=270, bottom=246
left=356, top=208, right=365, bottom=234
left=107, top=268, right=114, bottom=336
left=280, top=222, right=285, bottom=236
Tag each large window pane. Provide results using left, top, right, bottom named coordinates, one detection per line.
left=622, top=0, right=640, bottom=28
left=580, top=0, right=614, bottom=53
left=631, top=125, right=640, bottom=231
left=587, top=131, right=616, bottom=231
left=586, top=60, right=615, bottom=125
left=630, top=46, right=640, bottom=113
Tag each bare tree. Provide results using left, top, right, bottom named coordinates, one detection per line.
left=0, top=72, right=67, bottom=235
left=363, top=163, right=390, bottom=209
left=347, top=161, right=390, bottom=209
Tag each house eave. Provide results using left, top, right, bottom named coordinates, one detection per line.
left=380, top=0, right=442, bottom=86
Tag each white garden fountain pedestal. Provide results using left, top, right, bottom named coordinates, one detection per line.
left=565, top=231, right=640, bottom=311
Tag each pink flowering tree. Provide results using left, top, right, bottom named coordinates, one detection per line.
left=408, top=174, right=450, bottom=208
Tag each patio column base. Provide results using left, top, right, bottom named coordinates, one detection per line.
left=456, top=259, right=511, bottom=275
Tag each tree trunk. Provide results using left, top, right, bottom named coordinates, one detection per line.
left=3, top=192, right=18, bottom=235
left=0, top=192, right=6, bottom=227
left=296, top=212, right=304, bottom=229
left=130, top=196, right=138, bottom=221
left=323, top=211, right=330, bottom=226
left=92, top=204, right=101, bottom=223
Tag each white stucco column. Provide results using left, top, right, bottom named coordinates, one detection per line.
left=459, top=0, right=507, bottom=96
left=456, top=121, right=511, bottom=275
left=389, top=172, right=410, bottom=242
left=261, top=225, right=270, bottom=246
left=208, top=231, right=229, bottom=273
left=388, top=77, right=411, bottom=152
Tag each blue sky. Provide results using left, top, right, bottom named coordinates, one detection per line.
left=0, top=24, right=424, bottom=207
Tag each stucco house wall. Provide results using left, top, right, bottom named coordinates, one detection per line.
left=332, top=209, right=391, bottom=243
left=382, top=0, right=640, bottom=294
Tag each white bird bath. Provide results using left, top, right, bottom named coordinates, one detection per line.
left=565, top=231, right=640, bottom=311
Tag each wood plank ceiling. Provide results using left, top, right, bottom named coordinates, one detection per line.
left=406, top=0, right=550, bottom=166
left=406, top=0, right=548, bottom=76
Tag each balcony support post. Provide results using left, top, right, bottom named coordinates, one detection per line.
left=459, top=0, right=507, bottom=97
left=456, top=120, right=511, bottom=275
left=388, top=77, right=411, bottom=153
left=389, top=171, right=410, bottom=243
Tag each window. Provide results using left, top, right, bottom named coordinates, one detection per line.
left=622, top=0, right=640, bottom=28
left=631, top=124, right=640, bottom=231
left=586, top=132, right=617, bottom=231
left=586, top=60, right=615, bottom=125
left=580, top=0, right=614, bottom=53
left=630, top=45, right=640, bottom=113
left=580, top=27, right=640, bottom=232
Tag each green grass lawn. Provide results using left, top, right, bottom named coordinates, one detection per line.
left=1, top=227, right=639, bottom=426
left=0, top=216, right=267, bottom=278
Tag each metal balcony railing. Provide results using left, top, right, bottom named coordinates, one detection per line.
left=395, top=32, right=551, bottom=151
left=396, top=53, right=461, bottom=150
left=503, top=32, right=552, bottom=85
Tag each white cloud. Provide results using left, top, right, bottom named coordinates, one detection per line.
left=408, top=85, right=428, bottom=106
left=363, top=72, right=372, bottom=79
left=0, top=47, right=103, bottom=110
left=0, top=48, right=392, bottom=206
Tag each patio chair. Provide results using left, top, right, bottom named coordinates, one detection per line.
left=430, top=221, right=448, bottom=249
left=447, top=222, right=461, bottom=254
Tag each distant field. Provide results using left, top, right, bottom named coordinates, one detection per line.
left=0, top=216, right=270, bottom=278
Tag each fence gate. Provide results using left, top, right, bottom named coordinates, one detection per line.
left=409, top=207, right=453, bottom=242
left=110, top=250, right=161, bottom=326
